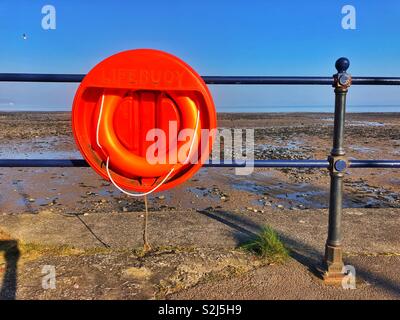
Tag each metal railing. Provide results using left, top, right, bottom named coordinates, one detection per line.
left=1, top=57, right=399, bottom=282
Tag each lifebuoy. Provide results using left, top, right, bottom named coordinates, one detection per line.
left=72, top=49, right=216, bottom=193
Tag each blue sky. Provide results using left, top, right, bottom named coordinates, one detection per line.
left=1, top=0, right=400, bottom=111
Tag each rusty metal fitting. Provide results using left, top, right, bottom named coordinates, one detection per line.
left=323, top=244, right=345, bottom=284
left=333, top=57, right=352, bottom=89
left=328, top=155, right=348, bottom=174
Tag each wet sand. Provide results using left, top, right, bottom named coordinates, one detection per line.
left=0, top=112, right=399, bottom=214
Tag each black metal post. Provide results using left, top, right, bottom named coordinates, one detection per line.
left=323, top=57, right=351, bottom=283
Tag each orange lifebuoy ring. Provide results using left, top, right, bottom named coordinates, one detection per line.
left=72, top=49, right=216, bottom=193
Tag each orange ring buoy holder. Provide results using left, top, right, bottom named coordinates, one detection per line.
left=72, top=49, right=217, bottom=193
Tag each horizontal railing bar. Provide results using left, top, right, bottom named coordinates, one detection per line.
left=348, top=160, right=400, bottom=168
left=1, top=73, right=400, bottom=85
left=203, top=76, right=332, bottom=85
left=0, top=73, right=85, bottom=83
left=1, top=159, right=399, bottom=168
left=0, top=159, right=329, bottom=168
left=206, top=160, right=329, bottom=167
left=351, top=77, right=400, bottom=85
left=0, top=159, right=89, bottom=167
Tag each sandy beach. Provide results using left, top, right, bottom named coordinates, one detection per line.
left=1, top=112, right=399, bottom=214
left=0, top=111, right=400, bottom=299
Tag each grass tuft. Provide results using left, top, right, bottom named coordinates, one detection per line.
left=240, top=226, right=289, bottom=263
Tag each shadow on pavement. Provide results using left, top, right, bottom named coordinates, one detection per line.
left=197, top=208, right=324, bottom=276
left=61, top=212, right=111, bottom=248
left=0, top=240, right=20, bottom=300
left=197, top=208, right=400, bottom=297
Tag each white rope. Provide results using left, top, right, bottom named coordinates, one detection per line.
left=96, top=94, right=105, bottom=149
left=95, top=93, right=200, bottom=197
left=105, top=157, right=175, bottom=197
left=183, top=109, right=200, bottom=165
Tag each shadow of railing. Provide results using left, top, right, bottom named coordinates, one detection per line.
left=197, top=208, right=400, bottom=297
left=197, top=207, right=324, bottom=276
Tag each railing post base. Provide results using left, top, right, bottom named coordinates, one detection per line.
left=322, top=57, right=351, bottom=285
left=322, top=244, right=345, bottom=284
